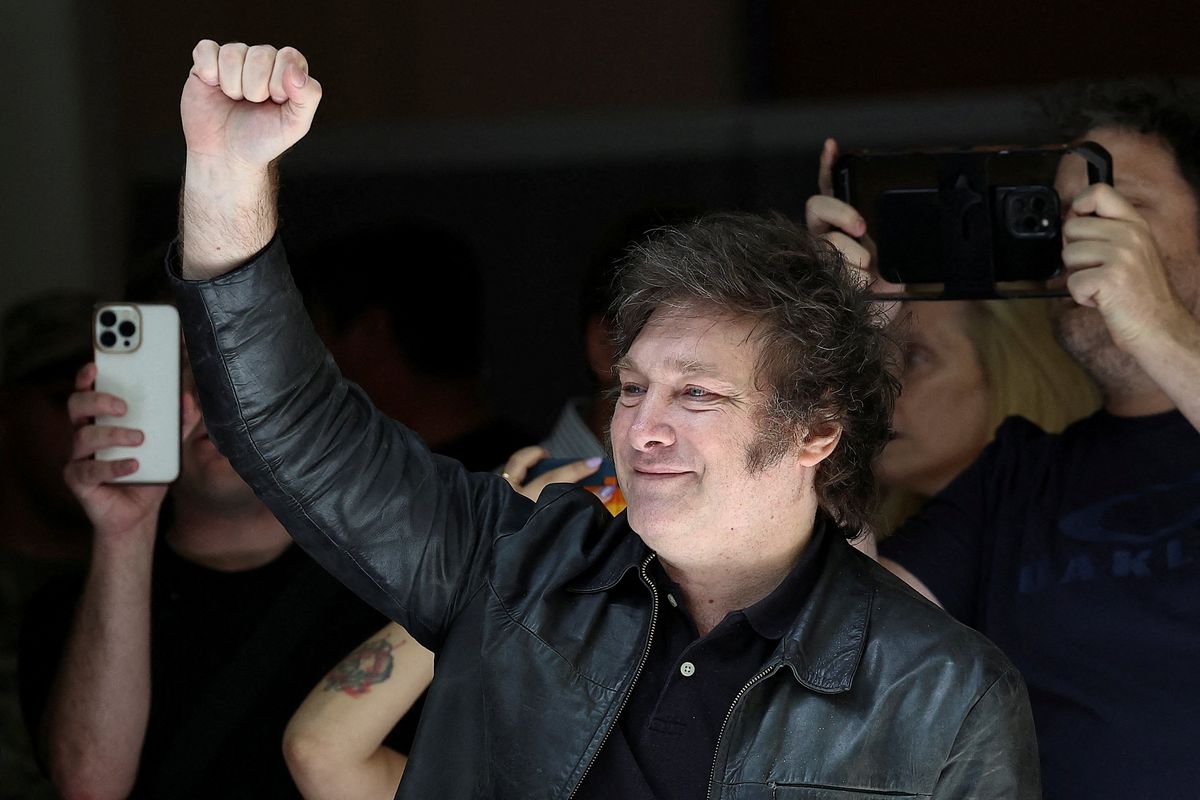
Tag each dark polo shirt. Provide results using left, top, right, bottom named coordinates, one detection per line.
left=576, top=519, right=829, bottom=799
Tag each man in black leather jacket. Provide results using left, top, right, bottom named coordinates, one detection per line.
left=162, top=40, right=1040, bottom=798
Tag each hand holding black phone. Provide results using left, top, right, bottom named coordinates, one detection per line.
left=832, top=142, right=1113, bottom=299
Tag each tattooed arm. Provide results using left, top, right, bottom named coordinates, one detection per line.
left=283, top=623, right=435, bottom=800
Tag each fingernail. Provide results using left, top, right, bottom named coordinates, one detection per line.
left=585, top=457, right=603, bottom=468
left=292, top=69, right=308, bottom=88
left=119, top=459, right=138, bottom=474
left=131, top=431, right=145, bottom=445
left=114, top=400, right=127, bottom=415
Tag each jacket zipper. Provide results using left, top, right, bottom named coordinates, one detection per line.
left=567, top=553, right=660, bottom=800
left=706, top=662, right=785, bottom=800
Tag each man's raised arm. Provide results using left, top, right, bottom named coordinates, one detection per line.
left=179, top=40, right=321, bottom=279
left=170, top=42, right=536, bottom=649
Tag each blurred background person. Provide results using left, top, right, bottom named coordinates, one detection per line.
left=814, top=81, right=1200, bottom=798
left=875, top=297, right=1102, bottom=532
left=21, top=353, right=403, bottom=799
left=20, top=219, right=542, bottom=796
left=290, top=220, right=533, bottom=467
left=0, top=290, right=95, bottom=800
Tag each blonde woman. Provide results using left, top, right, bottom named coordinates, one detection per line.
left=875, top=297, right=1101, bottom=533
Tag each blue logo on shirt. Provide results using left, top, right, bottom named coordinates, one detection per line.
left=1057, top=471, right=1200, bottom=545
left=1017, top=472, right=1200, bottom=594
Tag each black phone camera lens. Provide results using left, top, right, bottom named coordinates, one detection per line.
left=99, top=310, right=117, bottom=327
left=100, top=330, right=117, bottom=347
left=118, top=320, right=136, bottom=337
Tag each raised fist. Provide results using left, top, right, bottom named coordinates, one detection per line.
left=181, top=40, right=322, bottom=169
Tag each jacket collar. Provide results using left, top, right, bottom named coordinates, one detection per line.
left=775, top=533, right=874, bottom=694
left=566, top=510, right=874, bottom=695
left=565, top=512, right=650, bottom=593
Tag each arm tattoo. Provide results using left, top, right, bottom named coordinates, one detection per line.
left=323, top=637, right=403, bottom=697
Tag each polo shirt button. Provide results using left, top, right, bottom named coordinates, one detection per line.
left=680, top=661, right=696, bottom=677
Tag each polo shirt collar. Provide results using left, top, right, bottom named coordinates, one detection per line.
left=741, top=518, right=828, bottom=640
left=566, top=508, right=874, bottom=697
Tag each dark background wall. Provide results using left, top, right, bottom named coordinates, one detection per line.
left=4, top=0, right=1197, bottom=434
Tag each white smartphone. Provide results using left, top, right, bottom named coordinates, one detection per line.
left=93, top=303, right=181, bottom=483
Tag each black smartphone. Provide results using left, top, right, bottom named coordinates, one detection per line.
left=833, top=142, right=1112, bottom=298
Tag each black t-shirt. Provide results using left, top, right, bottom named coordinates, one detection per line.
left=17, top=417, right=528, bottom=797
left=20, top=541, right=413, bottom=799
left=881, top=410, right=1200, bottom=800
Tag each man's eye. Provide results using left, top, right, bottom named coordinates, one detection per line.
left=621, top=383, right=645, bottom=396
left=684, top=386, right=713, bottom=399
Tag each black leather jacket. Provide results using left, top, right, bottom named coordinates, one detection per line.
left=172, top=238, right=1040, bottom=799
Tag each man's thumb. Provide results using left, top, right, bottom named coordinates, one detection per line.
left=283, top=64, right=321, bottom=110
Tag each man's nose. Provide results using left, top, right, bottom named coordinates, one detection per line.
left=629, top=391, right=676, bottom=451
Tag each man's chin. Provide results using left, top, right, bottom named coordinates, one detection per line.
left=625, top=502, right=679, bottom=544
left=1052, top=304, right=1149, bottom=390
left=1052, top=303, right=1111, bottom=361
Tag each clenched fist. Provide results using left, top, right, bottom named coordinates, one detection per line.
left=181, top=40, right=322, bottom=169
left=179, top=40, right=322, bottom=277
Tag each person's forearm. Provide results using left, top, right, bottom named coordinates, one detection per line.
left=179, top=155, right=277, bottom=280
left=44, top=526, right=156, bottom=800
left=283, top=624, right=432, bottom=799
left=286, top=741, right=407, bottom=800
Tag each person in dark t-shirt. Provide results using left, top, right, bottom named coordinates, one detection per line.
left=882, top=410, right=1199, bottom=798
left=19, top=360, right=404, bottom=799
left=22, top=527, right=401, bottom=799
left=813, top=82, right=1200, bottom=798
left=23, top=346, right=526, bottom=799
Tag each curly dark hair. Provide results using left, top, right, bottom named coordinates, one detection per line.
left=1037, top=78, right=1200, bottom=207
left=608, top=212, right=898, bottom=537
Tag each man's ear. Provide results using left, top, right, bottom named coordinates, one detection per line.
left=795, top=424, right=842, bottom=467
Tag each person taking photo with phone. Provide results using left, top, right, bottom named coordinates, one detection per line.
left=21, top=354, right=405, bottom=799
left=808, top=82, right=1200, bottom=799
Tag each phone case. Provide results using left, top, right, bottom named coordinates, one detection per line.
left=93, top=303, right=181, bottom=483
left=833, top=142, right=1113, bottom=299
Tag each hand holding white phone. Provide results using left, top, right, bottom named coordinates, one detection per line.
left=92, top=303, right=181, bottom=483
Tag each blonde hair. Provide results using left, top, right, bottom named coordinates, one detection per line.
left=880, top=298, right=1101, bottom=533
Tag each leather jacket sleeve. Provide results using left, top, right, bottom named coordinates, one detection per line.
left=934, top=665, right=1042, bottom=799
left=169, top=237, right=534, bottom=650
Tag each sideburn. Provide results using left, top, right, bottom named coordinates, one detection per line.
left=743, top=410, right=799, bottom=474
